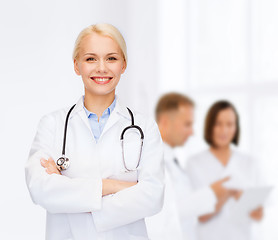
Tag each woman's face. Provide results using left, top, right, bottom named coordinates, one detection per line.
left=212, top=108, right=237, bottom=148
left=74, top=33, right=126, bottom=98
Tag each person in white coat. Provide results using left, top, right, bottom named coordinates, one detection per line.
left=146, top=93, right=230, bottom=240
left=187, top=100, right=263, bottom=240
left=25, top=23, right=164, bottom=240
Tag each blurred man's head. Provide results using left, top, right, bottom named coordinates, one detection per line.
left=155, top=93, right=194, bottom=147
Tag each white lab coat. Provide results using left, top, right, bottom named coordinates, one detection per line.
left=25, top=96, right=164, bottom=240
left=146, top=143, right=217, bottom=240
left=187, top=148, right=260, bottom=240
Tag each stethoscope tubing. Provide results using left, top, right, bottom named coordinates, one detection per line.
left=57, top=104, right=144, bottom=172
left=62, top=104, right=76, bottom=156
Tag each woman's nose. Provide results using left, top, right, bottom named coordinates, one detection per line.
left=96, top=60, right=108, bottom=73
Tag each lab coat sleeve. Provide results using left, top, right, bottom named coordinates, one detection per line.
left=182, top=156, right=217, bottom=217
left=92, top=118, right=165, bottom=232
left=145, top=171, right=184, bottom=240
left=25, top=113, right=102, bottom=214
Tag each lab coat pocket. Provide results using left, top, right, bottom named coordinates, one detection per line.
left=110, top=170, right=138, bottom=182
left=110, top=142, right=139, bottom=181
left=120, top=128, right=142, bottom=169
left=121, top=139, right=142, bottom=172
left=110, top=139, right=141, bottom=182
left=109, top=128, right=142, bottom=182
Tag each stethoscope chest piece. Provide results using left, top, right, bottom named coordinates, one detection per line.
left=56, top=156, right=70, bottom=171
left=56, top=104, right=76, bottom=171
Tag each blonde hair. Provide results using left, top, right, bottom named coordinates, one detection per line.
left=72, top=23, right=127, bottom=64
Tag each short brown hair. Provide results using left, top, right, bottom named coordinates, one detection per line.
left=155, top=93, right=194, bottom=121
left=204, top=100, right=240, bottom=146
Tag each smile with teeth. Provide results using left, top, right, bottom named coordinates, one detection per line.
left=90, top=77, right=113, bottom=84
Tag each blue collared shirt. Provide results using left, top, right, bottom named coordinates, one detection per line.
left=83, top=97, right=116, bottom=142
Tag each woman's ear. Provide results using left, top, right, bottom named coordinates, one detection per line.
left=74, top=59, right=81, bottom=75
left=121, top=61, right=127, bottom=74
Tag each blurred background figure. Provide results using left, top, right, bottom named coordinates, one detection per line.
left=187, top=100, right=264, bottom=240
left=146, top=93, right=230, bottom=240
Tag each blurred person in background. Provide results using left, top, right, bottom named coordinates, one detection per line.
left=146, top=93, right=230, bottom=240
left=187, top=100, right=263, bottom=240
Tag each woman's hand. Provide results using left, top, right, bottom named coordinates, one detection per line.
left=40, top=157, right=61, bottom=175
left=250, top=206, right=264, bottom=221
left=199, top=192, right=230, bottom=223
left=199, top=186, right=242, bottom=223
left=102, top=179, right=137, bottom=196
left=211, top=177, right=230, bottom=203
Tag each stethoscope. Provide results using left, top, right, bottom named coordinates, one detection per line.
left=56, top=104, right=144, bottom=172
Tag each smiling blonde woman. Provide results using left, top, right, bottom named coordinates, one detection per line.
left=25, top=23, right=164, bottom=240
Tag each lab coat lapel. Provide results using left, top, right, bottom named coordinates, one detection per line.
left=69, top=96, right=131, bottom=138
left=69, top=96, right=92, bottom=132
left=101, top=98, right=131, bottom=137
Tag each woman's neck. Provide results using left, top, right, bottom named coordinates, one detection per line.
left=84, top=91, right=115, bottom=119
left=210, top=145, right=231, bottom=167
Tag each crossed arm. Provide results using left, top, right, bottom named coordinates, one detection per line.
left=40, top=157, right=137, bottom=196
left=27, top=114, right=164, bottom=232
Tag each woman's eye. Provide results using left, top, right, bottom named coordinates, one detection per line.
left=108, top=57, right=117, bottom=61
left=86, top=57, right=96, bottom=61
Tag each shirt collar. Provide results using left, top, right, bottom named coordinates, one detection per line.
left=163, top=142, right=176, bottom=163
left=69, top=95, right=131, bottom=121
left=82, top=96, right=117, bottom=118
